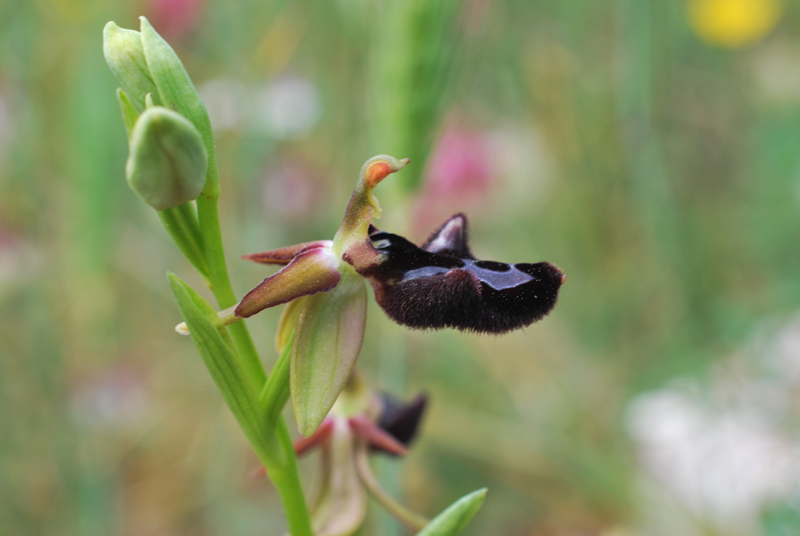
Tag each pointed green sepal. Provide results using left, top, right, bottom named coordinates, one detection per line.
left=291, top=271, right=368, bottom=436
left=103, top=22, right=158, bottom=110
left=414, top=488, right=488, bottom=536
left=126, top=106, right=208, bottom=210
left=167, top=273, right=285, bottom=468
left=115, top=88, right=139, bottom=140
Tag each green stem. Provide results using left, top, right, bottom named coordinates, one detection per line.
left=355, top=441, right=428, bottom=530
left=269, top=418, right=315, bottom=536
left=261, top=336, right=293, bottom=427
left=158, top=203, right=209, bottom=281
left=258, top=338, right=312, bottom=536
left=196, top=189, right=265, bottom=388
left=193, top=164, right=309, bottom=534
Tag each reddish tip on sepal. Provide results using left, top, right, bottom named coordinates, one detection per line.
left=294, top=418, right=335, bottom=456
left=250, top=465, right=267, bottom=479
left=349, top=416, right=409, bottom=456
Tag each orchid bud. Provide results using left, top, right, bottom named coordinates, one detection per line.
left=139, top=16, right=215, bottom=189
left=126, top=106, right=207, bottom=210
left=102, top=22, right=158, bottom=110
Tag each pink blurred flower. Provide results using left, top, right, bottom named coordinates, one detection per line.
left=146, top=0, right=204, bottom=40
left=261, top=159, right=322, bottom=223
left=413, top=127, right=492, bottom=233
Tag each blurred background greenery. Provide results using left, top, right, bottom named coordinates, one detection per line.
left=2, top=0, right=800, bottom=535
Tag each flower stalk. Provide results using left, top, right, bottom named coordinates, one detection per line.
left=104, top=18, right=312, bottom=535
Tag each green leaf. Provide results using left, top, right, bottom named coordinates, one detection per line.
left=414, top=488, right=488, bottom=536
left=168, top=273, right=285, bottom=467
left=291, top=271, right=367, bottom=436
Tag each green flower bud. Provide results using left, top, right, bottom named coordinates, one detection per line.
left=102, top=22, right=158, bottom=110
left=126, top=106, right=208, bottom=211
left=139, top=17, right=215, bottom=190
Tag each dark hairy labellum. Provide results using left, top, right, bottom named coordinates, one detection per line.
left=353, top=214, right=565, bottom=334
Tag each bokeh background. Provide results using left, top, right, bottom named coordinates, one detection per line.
left=2, top=0, right=800, bottom=534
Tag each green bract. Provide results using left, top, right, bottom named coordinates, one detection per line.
left=414, top=488, right=487, bottom=536
left=168, top=273, right=286, bottom=468
left=126, top=106, right=208, bottom=211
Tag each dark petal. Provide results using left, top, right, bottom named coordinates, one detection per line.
left=421, top=213, right=474, bottom=259
left=375, top=393, right=428, bottom=455
left=349, top=416, right=408, bottom=456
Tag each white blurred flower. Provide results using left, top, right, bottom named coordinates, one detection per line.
left=199, top=75, right=321, bottom=139
left=485, top=124, right=553, bottom=202
left=199, top=77, right=248, bottom=132
left=768, top=314, right=800, bottom=386
left=255, top=75, right=320, bottom=139
left=752, top=43, right=800, bottom=104
left=626, top=336, right=800, bottom=536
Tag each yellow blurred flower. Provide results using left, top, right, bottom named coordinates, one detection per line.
left=688, top=0, right=782, bottom=48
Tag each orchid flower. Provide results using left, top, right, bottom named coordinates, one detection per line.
left=179, top=154, right=565, bottom=436
left=255, top=372, right=430, bottom=536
